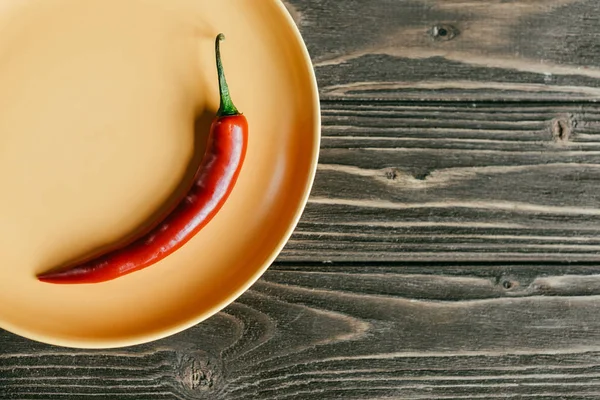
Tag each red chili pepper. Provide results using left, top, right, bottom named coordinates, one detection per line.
left=38, top=34, right=247, bottom=284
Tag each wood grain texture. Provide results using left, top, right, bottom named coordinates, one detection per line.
left=279, top=101, right=600, bottom=262
left=4, top=264, right=600, bottom=399
left=4, top=0, right=600, bottom=399
left=287, top=0, right=600, bottom=101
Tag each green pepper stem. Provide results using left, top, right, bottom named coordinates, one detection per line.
left=215, top=34, right=239, bottom=117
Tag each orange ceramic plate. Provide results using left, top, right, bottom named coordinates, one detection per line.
left=0, top=0, right=320, bottom=348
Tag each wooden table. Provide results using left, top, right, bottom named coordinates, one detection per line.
left=4, top=1, right=600, bottom=398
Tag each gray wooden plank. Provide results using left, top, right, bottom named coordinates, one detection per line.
left=277, top=101, right=600, bottom=262
left=3, top=263, right=600, bottom=399
left=285, top=0, right=600, bottom=101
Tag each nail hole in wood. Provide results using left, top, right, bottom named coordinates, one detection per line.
left=431, top=24, right=458, bottom=41
left=502, top=280, right=514, bottom=290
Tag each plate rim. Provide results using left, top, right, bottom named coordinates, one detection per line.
left=0, top=0, right=321, bottom=349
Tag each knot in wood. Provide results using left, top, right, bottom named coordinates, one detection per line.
left=385, top=168, right=399, bottom=180
left=176, top=351, right=222, bottom=397
left=551, top=116, right=573, bottom=144
left=431, top=24, right=458, bottom=41
left=502, top=280, right=514, bottom=290
left=497, top=275, right=520, bottom=292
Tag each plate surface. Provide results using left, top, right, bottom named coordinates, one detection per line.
left=0, top=0, right=320, bottom=348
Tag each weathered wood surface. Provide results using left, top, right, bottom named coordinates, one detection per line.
left=289, top=0, right=600, bottom=102
left=4, top=0, right=600, bottom=399
left=283, top=101, right=600, bottom=262
left=4, top=264, right=600, bottom=399
left=279, top=0, right=600, bottom=262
